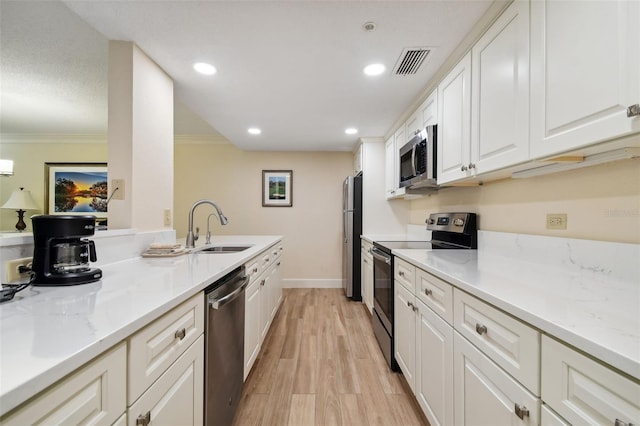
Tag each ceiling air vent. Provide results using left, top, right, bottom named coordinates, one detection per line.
left=393, top=47, right=430, bottom=75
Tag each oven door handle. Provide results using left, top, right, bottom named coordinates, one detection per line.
left=371, top=247, right=391, bottom=264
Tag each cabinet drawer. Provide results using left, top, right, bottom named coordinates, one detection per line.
left=245, top=258, right=262, bottom=284
left=454, top=332, right=540, bottom=426
left=1, top=342, right=126, bottom=426
left=454, top=289, right=540, bottom=395
left=541, top=335, right=640, bottom=426
left=395, top=258, right=416, bottom=292
left=128, top=292, right=204, bottom=405
left=128, top=335, right=204, bottom=426
left=416, top=268, right=453, bottom=324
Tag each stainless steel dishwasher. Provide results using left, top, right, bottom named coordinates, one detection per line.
left=204, top=266, right=249, bottom=426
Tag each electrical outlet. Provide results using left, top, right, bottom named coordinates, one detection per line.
left=163, top=208, right=172, bottom=227
left=547, top=213, right=567, bottom=230
left=111, top=179, right=125, bottom=200
left=6, top=257, right=33, bottom=283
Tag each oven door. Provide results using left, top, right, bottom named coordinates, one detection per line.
left=371, top=246, right=393, bottom=333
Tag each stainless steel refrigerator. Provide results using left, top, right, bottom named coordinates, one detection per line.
left=342, top=173, right=362, bottom=300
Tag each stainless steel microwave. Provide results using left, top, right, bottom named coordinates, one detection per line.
left=399, top=125, right=437, bottom=189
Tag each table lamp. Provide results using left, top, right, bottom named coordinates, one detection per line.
left=2, top=187, right=39, bottom=231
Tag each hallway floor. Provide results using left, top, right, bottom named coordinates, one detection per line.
left=233, top=288, right=428, bottom=426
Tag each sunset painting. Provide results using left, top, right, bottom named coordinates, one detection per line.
left=46, top=164, right=108, bottom=217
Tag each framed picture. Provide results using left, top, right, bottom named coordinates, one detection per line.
left=262, top=170, right=293, bottom=207
left=45, top=163, right=108, bottom=218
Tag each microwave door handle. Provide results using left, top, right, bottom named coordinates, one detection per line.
left=411, top=144, right=417, bottom=177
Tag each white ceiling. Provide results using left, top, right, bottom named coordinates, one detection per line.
left=1, top=0, right=493, bottom=151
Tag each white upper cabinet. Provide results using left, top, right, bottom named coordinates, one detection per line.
left=406, top=109, right=422, bottom=139
left=438, top=52, right=472, bottom=184
left=421, top=90, right=438, bottom=128
left=530, top=0, right=640, bottom=158
left=471, top=0, right=530, bottom=174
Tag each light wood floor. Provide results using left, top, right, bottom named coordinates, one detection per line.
left=233, top=288, right=429, bottom=426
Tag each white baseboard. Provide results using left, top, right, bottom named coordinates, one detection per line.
left=282, top=278, right=342, bottom=289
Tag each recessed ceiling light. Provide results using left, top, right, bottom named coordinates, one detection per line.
left=345, top=128, right=358, bottom=135
left=364, top=63, right=385, bottom=76
left=362, top=21, right=377, bottom=32
left=248, top=127, right=261, bottom=135
left=193, top=62, right=217, bottom=75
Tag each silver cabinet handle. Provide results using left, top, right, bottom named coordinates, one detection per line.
left=253, top=267, right=258, bottom=273
left=424, top=288, right=433, bottom=296
left=514, top=404, right=529, bottom=420
left=363, top=259, right=368, bottom=264
left=399, top=271, right=405, bottom=277
left=407, top=301, right=417, bottom=312
left=615, top=419, right=635, bottom=426
left=136, top=411, right=151, bottom=426
left=265, top=257, right=270, bottom=262
left=461, top=165, right=468, bottom=171
left=468, top=163, right=476, bottom=169
left=475, top=323, right=487, bottom=335
left=627, top=104, right=640, bottom=118
left=277, top=262, right=281, bottom=266
left=174, top=328, right=186, bottom=340
left=260, top=279, right=266, bottom=286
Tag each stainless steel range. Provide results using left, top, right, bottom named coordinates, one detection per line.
left=371, top=212, right=478, bottom=371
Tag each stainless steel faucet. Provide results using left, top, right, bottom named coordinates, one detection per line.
left=186, top=200, right=229, bottom=248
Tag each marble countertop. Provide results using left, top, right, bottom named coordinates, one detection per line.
left=393, top=234, right=640, bottom=381
left=0, top=235, right=281, bottom=416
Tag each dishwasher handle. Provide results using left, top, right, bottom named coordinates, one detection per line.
left=371, top=246, right=391, bottom=264
left=208, top=276, right=249, bottom=310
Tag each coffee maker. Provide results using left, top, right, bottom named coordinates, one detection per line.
left=31, top=215, right=102, bottom=286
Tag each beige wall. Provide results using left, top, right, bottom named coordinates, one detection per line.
left=0, top=140, right=107, bottom=232
left=409, top=158, right=640, bottom=243
left=174, top=141, right=353, bottom=281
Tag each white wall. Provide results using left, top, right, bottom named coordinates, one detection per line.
left=108, top=41, right=174, bottom=231
left=174, top=139, right=353, bottom=284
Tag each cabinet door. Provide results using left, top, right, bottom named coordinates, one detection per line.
left=406, top=109, right=422, bottom=139
left=128, top=336, right=204, bottom=426
left=260, top=272, right=271, bottom=340
left=416, top=300, right=454, bottom=426
left=421, top=90, right=438, bottom=128
left=361, top=247, right=374, bottom=314
left=0, top=343, right=126, bottom=426
left=541, top=335, right=640, bottom=426
left=394, top=282, right=416, bottom=392
left=244, top=279, right=262, bottom=379
left=270, top=259, right=283, bottom=320
left=384, top=136, right=397, bottom=198
left=530, top=0, right=640, bottom=158
left=454, top=332, right=540, bottom=426
left=438, top=52, right=472, bottom=184
left=471, top=0, right=530, bottom=173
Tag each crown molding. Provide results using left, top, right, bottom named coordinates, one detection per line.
left=0, top=133, right=107, bottom=144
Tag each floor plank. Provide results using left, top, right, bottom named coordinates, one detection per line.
left=233, top=288, right=429, bottom=426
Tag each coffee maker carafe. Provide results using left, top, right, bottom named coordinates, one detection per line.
left=31, top=215, right=102, bottom=286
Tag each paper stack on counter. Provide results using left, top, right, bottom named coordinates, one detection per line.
left=142, top=243, right=187, bottom=257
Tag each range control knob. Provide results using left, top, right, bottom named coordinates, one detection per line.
left=427, top=218, right=435, bottom=225
left=453, top=218, right=465, bottom=227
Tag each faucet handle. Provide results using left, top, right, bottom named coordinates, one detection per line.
left=194, top=226, right=200, bottom=242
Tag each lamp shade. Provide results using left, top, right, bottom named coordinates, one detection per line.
left=0, top=159, right=14, bottom=176
left=2, top=187, right=39, bottom=210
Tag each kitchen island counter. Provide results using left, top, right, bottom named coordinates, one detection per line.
left=0, top=235, right=281, bottom=417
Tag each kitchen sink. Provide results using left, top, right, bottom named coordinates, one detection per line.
left=195, top=245, right=253, bottom=253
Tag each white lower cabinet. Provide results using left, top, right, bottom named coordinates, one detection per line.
left=0, top=342, right=127, bottom=425
left=454, top=331, right=540, bottom=426
left=541, top=335, right=640, bottom=426
left=395, top=281, right=417, bottom=392
left=128, top=335, right=204, bottom=426
left=244, top=242, right=284, bottom=379
left=541, top=404, right=569, bottom=426
left=361, top=240, right=374, bottom=314
left=415, top=298, right=454, bottom=426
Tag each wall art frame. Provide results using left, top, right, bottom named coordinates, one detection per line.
left=262, top=170, right=293, bottom=207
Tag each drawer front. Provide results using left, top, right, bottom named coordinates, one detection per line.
left=454, top=289, right=540, bottom=395
left=1, top=342, right=126, bottom=426
left=541, top=335, right=640, bottom=426
left=261, top=251, right=273, bottom=270
left=128, top=292, right=204, bottom=405
left=454, top=332, right=540, bottom=426
left=416, top=268, right=453, bottom=324
left=395, top=257, right=416, bottom=292
left=245, top=258, right=262, bottom=284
